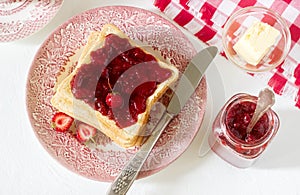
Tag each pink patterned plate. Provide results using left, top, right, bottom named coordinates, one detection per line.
left=0, top=0, right=63, bottom=42
left=26, top=6, right=207, bottom=182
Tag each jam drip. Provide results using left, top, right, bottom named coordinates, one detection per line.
left=71, top=34, right=172, bottom=128
left=225, top=101, right=269, bottom=143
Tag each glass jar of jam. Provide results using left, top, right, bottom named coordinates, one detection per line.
left=208, top=93, right=280, bottom=168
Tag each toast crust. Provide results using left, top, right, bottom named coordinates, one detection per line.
left=51, top=24, right=179, bottom=148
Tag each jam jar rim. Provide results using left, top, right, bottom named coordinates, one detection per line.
left=220, top=93, right=279, bottom=148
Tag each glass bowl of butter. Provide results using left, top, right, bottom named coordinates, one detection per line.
left=222, top=6, right=291, bottom=72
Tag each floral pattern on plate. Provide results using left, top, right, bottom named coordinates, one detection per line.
left=0, top=0, right=63, bottom=42
left=26, top=6, right=207, bottom=182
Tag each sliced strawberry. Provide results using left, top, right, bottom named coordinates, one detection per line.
left=51, top=112, right=74, bottom=132
left=76, top=123, right=97, bottom=143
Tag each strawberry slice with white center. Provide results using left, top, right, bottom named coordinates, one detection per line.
left=76, top=122, right=97, bottom=143
left=51, top=112, right=74, bottom=132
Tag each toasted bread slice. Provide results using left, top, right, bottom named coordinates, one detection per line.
left=51, top=24, right=179, bottom=148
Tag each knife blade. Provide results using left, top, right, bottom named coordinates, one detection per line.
left=107, top=46, right=218, bottom=195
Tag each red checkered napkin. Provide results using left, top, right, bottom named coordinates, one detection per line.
left=154, top=0, right=300, bottom=109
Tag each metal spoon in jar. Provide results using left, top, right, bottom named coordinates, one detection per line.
left=246, top=88, right=275, bottom=134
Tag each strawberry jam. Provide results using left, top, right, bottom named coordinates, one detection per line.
left=225, top=101, right=269, bottom=143
left=208, top=93, right=280, bottom=168
left=70, top=34, right=172, bottom=128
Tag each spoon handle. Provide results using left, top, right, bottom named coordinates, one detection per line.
left=246, top=106, right=265, bottom=133
left=246, top=88, right=275, bottom=134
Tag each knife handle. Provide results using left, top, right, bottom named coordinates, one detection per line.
left=107, top=112, right=173, bottom=195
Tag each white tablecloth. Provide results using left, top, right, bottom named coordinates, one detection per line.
left=1, top=0, right=300, bottom=194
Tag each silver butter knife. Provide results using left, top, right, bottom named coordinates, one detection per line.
left=107, top=46, right=218, bottom=195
